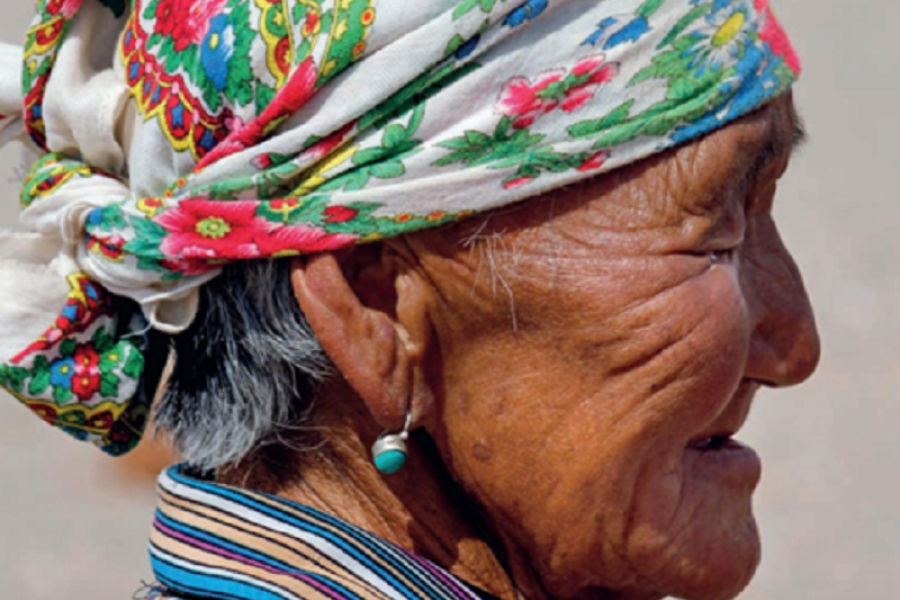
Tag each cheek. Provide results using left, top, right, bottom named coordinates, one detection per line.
left=434, top=260, right=754, bottom=597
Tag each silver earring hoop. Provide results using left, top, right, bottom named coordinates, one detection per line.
left=372, top=412, right=413, bottom=475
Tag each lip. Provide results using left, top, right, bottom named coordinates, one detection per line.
left=687, top=437, right=762, bottom=487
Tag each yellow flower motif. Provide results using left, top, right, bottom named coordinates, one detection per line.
left=712, top=12, right=746, bottom=48
left=333, top=17, right=349, bottom=41
left=195, top=217, right=232, bottom=239
left=137, top=197, right=167, bottom=218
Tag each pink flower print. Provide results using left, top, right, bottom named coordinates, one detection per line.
left=46, top=0, right=82, bottom=18
left=155, top=200, right=274, bottom=262
left=496, top=54, right=620, bottom=129
left=299, top=122, right=357, bottom=163
left=562, top=56, right=621, bottom=112
left=496, top=70, right=565, bottom=129
left=154, top=0, right=228, bottom=53
left=252, top=154, right=274, bottom=170
left=255, top=225, right=357, bottom=257
left=577, top=150, right=609, bottom=172
left=754, top=0, right=801, bottom=75
left=502, top=176, right=536, bottom=190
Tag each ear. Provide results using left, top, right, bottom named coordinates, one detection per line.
left=290, top=244, right=434, bottom=431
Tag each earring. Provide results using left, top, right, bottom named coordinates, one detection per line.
left=372, top=412, right=413, bottom=475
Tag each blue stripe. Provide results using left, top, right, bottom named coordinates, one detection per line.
left=152, top=554, right=292, bottom=600
left=156, top=511, right=298, bottom=575
left=167, top=468, right=433, bottom=600
left=155, top=511, right=368, bottom=600
left=167, top=467, right=456, bottom=600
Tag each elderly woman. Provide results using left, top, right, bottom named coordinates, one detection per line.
left=0, top=0, right=819, bottom=599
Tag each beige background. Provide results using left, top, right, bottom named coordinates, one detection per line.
left=0, top=1, right=897, bottom=598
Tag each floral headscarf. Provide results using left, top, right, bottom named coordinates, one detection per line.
left=0, top=0, right=800, bottom=455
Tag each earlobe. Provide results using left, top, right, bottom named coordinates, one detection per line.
left=289, top=249, right=433, bottom=431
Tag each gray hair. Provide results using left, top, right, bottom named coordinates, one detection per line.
left=153, top=259, right=333, bottom=472
left=150, top=219, right=515, bottom=472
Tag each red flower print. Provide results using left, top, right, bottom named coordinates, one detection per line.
left=502, top=176, right=535, bottom=190
left=88, top=234, right=126, bottom=262
left=74, top=344, right=100, bottom=376
left=46, top=0, right=82, bottom=18
left=30, top=404, right=58, bottom=425
left=323, top=205, right=358, bottom=223
left=86, top=411, right=114, bottom=431
left=299, top=122, right=357, bottom=163
left=303, top=11, right=321, bottom=37
left=160, top=258, right=219, bottom=276
left=154, top=0, right=228, bottom=53
left=155, top=200, right=275, bottom=261
left=577, top=150, right=609, bottom=172
left=72, top=344, right=101, bottom=400
left=755, top=0, right=801, bottom=74
left=271, top=198, right=299, bottom=211
left=252, top=154, right=275, bottom=170
left=255, top=225, right=357, bottom=257
left=496, top=54, right=620, bottom=129
left=196, top=58, right=318, bottom=169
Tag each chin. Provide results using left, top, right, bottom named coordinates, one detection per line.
left=653, top=492, right=762, bottom=600
left=617, top=453, right=764, bottom=600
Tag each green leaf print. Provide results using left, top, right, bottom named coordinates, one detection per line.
left=100, top=372, right=120, bottom=399
left=453, top=0, right=506, bottom=20
left=123, top=348, right=145, bottom=380
left=53, top=386, right=73, bottom=405
left=5, top=366, right=28, bottom=394
left=657, top=3, right=712, bottom=50
left=568, top=100, right=636, bottom=139
left=60, top=339, right=77, bottom=358
left=28, top=369, right=51, bottom=397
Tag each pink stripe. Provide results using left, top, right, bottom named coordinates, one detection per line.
left=396, top=545, right=478, bottom=600
left=155, top=519, right=348, bottom=600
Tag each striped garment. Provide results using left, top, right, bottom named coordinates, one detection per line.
left=147, top=466, right=497, bottom=600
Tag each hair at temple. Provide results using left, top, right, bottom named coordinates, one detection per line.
left=153, top=260, right=333, bottom=471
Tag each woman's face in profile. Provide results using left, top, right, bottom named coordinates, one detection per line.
left=409, top=95, right=820, bottom=600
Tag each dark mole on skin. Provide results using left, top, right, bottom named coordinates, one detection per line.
left=474, top=441, right=493, bottom=462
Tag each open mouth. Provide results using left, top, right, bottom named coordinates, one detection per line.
left=690, top=433, right=742, bottom=451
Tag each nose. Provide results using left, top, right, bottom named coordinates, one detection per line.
left=741, top=216, right=821, bottom=387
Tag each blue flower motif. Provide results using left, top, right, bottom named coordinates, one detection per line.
left=605, top=16, right=651, bottom=49
left=61, top=302, right=78, bottom=322
left=583, top=17, right=619, bottom=46
left=50, top=357, right=75, bottom=388
left=584, top=14, right=652, bottom=49
left=62, top=427, right=89, bottom=442
left=671, top=44, right=787, bottom=144
left=201, top=14, right=235, bottom=91
left=87, top=208, right=103, bottom=227
left=503, top=0, right=548, bottom=28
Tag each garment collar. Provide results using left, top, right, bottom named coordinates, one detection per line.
left=151, top=465, right=490, bottom=600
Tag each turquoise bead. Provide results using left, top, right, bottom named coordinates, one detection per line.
left=374, top=449, right=407, bottom=475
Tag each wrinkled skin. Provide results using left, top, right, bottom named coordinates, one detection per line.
left=269, top=94, right=820, bottom=600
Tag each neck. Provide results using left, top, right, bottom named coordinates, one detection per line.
left=218, top=381, right=540, bottom=600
